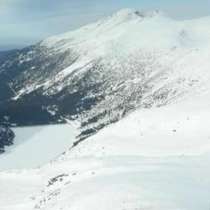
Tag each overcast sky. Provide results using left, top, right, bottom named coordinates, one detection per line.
left=1, top=0, right=210, bottom=50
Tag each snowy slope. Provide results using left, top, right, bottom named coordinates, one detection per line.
left=1, top=92, right=210, bottom=210
left=2, top=156, right=210, bottom=210
left=21, top=8, right=210, bottom=97
left=68, top=92, right=210, bottom=157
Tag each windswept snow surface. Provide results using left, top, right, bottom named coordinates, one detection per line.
left=1, top=92, right=210, bottom=210
left=0, top=124, right=78, bottom=170
left=69, top=92, right=210, bottom=157
left=1, top=9, right=210, bottom=210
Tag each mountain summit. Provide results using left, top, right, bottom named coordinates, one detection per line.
left=110, top=8, right=164, bottom=19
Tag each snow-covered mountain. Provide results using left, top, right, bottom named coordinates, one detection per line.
left=1, top=8, right=210, bottom=143
left=1, top=8, right=210, bottom=210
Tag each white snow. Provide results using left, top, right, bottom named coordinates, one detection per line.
left=1, top=90, right=210, bottom=210
left=14, top=8, right=210, bottom=99
left=68, top=92, right=210, bottom=158
left=0, top=124, right=78, bottom=170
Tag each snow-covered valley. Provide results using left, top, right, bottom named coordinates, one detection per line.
left=1, top=8, right=210, bottom=210
left=0, top=124, right=78, bottom=170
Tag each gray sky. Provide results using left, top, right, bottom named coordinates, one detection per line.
left=1, top=0, right=210, bottom=50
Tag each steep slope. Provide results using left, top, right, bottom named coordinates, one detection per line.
left=68, top=91, right=210, bottom=158
left=1, top=8, right=210, bottom=141
left=1, top=92, right=210, bottom=210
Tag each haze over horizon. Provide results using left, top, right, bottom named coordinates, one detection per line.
left=1, top=0, right=210, bottom=50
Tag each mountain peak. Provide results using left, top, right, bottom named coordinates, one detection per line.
left=113, top=8, right=164, bottom=19
left=113, top=8, right=137, bottom=17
